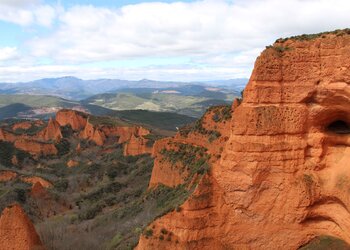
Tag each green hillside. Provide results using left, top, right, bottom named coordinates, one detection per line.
left=84, top=92, right=232, bottom=117
left=0, top=103, right=32, bottom=120
left=0, top=94, right=78, bottom=108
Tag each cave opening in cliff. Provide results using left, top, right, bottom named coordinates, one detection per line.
left=326, top=120, right=350, bottom=134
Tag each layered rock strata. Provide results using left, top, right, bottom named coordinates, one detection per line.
left=137, top=31, right=350, bottom=249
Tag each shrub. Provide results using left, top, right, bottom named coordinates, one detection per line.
left=54, top=179, right=68, bottom=192
left=208, top=131, right=221, bottom=142
left=160, top=143, right=210, bottom=179
left=61, top=125, right=73, bottom=138
left=107, top=233, right=123, bottom=250
left=15, top=188, right=26, bottom=203
left=143, top=134, right=163, bottom=147
left=143, top=229, right=153, bottom=238
left=211, top=105, right=232, bottom=123
left=106, top=166, right=119, bottom=180
left=78, top=203, right=103, bottom=220
left=55, top=139, right=70, bottom=156
left=0, top=141, right=16, bottom=167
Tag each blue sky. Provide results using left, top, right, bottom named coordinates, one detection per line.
left=0, top=0, right=349, bottom=82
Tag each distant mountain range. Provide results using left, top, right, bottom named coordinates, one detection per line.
left=0, top=77, right=248, bottom=100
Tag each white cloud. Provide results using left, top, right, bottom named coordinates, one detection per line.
left=34, top=4, right=57, bottom=27
left=0, top=47, right=19, bottom=61
left=28, top=0, right=350, bottom=64
left=0, top=0, right=40, bottom=7
left=2, top=0, right=350, bottom=82
left=0, top=0, right=56, bottom=26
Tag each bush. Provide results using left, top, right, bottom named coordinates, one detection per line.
left=54, top=179, right=68, bottom=192
left=107, top=233, right=123, bottom=250
left=61, top=125, right=73, bottom=138
left=143, top=229, right=153, bottom=238
left=55, top=139, right=70, bottom=156
left=211, top=105, right=232, bottom=123
left=15, top=188, right=26, bottom=203
left=208, top=131, right=221, bottom=143
left=0, top=141, right=16, bottom=167
left=160, top=143, right=210, bottom=179
left=106, top=166, right=119, bottom=180
left=143, top=134, right=163, bottom=148
left=78, top=203, right=103, bottom=220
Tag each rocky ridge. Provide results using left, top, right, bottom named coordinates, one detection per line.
left=137, top=30, right=350, bottom=249
left=0, top=109, right=154, bottom=158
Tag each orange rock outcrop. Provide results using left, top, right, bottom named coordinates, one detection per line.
left=0, top=171, right=17, bottom=182
left=149, top=106, right=231, bottom=188
left=149, top=138, right=190, bottom=188
left=12, top=121, right=33, bottom=131
left=102, top=126, right=150, bottom=144
left=0, top=204, right=44, bottom=250
left=15, top=139, right=57, bottom=156
left=80, top=120, right=106, bottom=146
left=123, top=134, right=153, bottom=156
left=21, top=176, right=53, bottom=188
left=0, top=128, right=16, bottom=142
left=11, top=155, right=18, bottom=165
left=56, top=109, right=87, bottom=131
left=30, top=182, right=48, bottom=198
left=0, top=119, right=59, bottom=156
left=137, top=31, right=350, bottom=249
left=37, top=118, right=62, bottom=142
left=67, top=159, right=79, bottom=168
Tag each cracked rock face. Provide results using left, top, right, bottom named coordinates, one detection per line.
left=137, top=32, right=350, bottom=249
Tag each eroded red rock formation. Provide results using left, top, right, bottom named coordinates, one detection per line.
left=15, top=139, right=57, bottom=156
left=0, top=204, right=44, bottom=250
left=12, top=121, right=33, bottom=131
left=30, top=182, right=48, bottom=198
left=0, top=128, right=16, bottom=142
left=67, top=159, right=79, bottom=168
left=102, top=126, right=150, bottom=144
left=56, top=109, right=87, bottom=131
left=123, top=134, right=153, bottom=156
left=37, top=118, right=62, bottom=142
left=21, top=176, right=53, bottom=188
left=137, top=31, right=350, bottom=249
left=0, top=171, right=17, bottom=182
left=149, top=106, right=231, bottom=188
left=80, top=119, right=106, bottom=146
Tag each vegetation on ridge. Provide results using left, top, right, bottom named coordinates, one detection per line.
left=275, top=28, right=350, bottom=43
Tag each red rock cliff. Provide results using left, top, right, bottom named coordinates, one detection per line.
left=102, top=126, right=150, bottom=143
left=80, top=119, right=106, bottom=146
left=37, top=118, right=62, bottom=142
left=15, top=139, right=58, bottom=156
left=0, top=204, right=44, bottom=250
left=56, top=109, right=87, bottom=131
left=149, top=105, right=231, bottom=188
left=123, top=134, right=153, bottom=156
left=137, top=31, right=350, bottom=249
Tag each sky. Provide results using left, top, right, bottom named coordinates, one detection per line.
left=0, top=0, right=349, bottom=82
